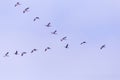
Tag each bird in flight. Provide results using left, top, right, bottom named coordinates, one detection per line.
left=4, top=52, right=9, bottom=57
left=45, top=47, right=51, bottom=52
left=46, top=22, right=51, bottom=27
left=23, top=7, right=29, bottom=13
left=14, top=2, right=20, bottom=7
left=80, top=41, right=86, bottom=45
left=65, top=44, right=69, bottom=48
left=33, top=17, right=39, bottom=21
left=31, top=49, right=37, bottom=53
left=51, top=30, right=57, bottom=35
left=21, top=52, right=27, bottom=56
left=60, top=36, right=67, bottom=41
left=15, top=51, right=19, bottom=55
left=100, top=44, right=105, bottom=50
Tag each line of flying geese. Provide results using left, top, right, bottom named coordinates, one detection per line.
left=3, top=2, right=106, bottom=57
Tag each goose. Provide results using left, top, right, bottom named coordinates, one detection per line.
left=15, top=2, right=20, bottom=7
left=80, top=41, right=86, bottom=45
left=51, top=30, right=57, bottom=34
left=31, top=49, right=37, bottom=53
left=45, top=47, right=51, bottom=52
left=23, top=7, right=29, bottom=13
left=46, top=22, right=51, bottom=27
left=60, top=36, right=67, bottom=41
left=15, top=51, right=18, bottom=55
left=65, top=44, right=69, bottom=48
left=33, top=17, right=39, bottom=21
left=4, top=52, right=9, bottom=57
left=21, top=52, right=27, bottom=56
left=100, top=44, right=105, bottom=50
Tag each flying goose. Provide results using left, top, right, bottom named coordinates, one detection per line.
left=15, top=51, right=18, bottom=55
left=65, top=44, right=69, bottom=48
left=45, top=47, right=51, bottom=52
left=51, top=30, right=57, bottom=34
left=80, top=41, right=86, bottom=45
left=60, top=36, right=67, bottom=41
left=15, top=2, right=20, bottom=7
left=31, top=49, right=37, bottom=53
left=33, top=17, right=39, bottom=21
left=100, top=44, right=105, bottom=50
left=23, top=7, right=29, bottom=13
left=4, top=52, right=9, bottom=57
left=46, top=22, right=51, bottom=27
left=21, top=52, right=27, bottom=56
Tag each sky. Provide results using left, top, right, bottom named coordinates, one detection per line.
left=0, top=0, right=120, bottom=80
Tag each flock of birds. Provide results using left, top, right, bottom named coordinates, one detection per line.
left=2, top=2, right=106, bottom=57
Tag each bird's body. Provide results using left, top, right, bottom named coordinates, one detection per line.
left=46, top=22, right=51, bottom=27
left=21, top=52, right=27, bottom=56
left=33, top=17, right=39, bottom=21
left=23, top=7, right=29, bottom=13
left=60, top=36, right=67, bottom=41
left=45, top=47, right=51, bottom=52
left=100, top=44, right=105, bottom=50
left=15, top=2, right=20, bottom=7
left=80, top=41, right=86, bottom=45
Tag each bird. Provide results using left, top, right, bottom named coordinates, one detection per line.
left=31, top=49, right=37, bottom=53
left=60, top=36, right=67, bottom=41
left=100, top=44, right=105, bottom=50
left=15, top=51, right=18, bottom=55
left=45, top=47, right=51, bottom=52
left=46, top=22, right=51, bottom=27
left=23, top=7, right=29, bottom=13
left=14, top=2, right=20, bottom=7
left=33, top=17, right=39, bottom=21
left=51, top=30, right=57, bottom=35
left=21, top=52, right=27, bottom=56
left=4, top=52, right=9, bottom=57
left=80, top=41, right=86, bottom=45
left=65, top=44, right=69, bottom=48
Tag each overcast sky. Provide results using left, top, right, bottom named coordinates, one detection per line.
left=0, top=0, right=120, bottom=80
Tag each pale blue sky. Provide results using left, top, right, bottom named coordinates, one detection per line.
left=0, top=0, right=120, bottom=80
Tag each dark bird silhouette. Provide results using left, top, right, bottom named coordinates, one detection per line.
left=100, top=44, right=105, bottom=50
left=45, top=47, right=51, bottom=52
left=4, top=52, right=9, bottom=57
left=15, top=51, right=18, bottom=55
left=80, top=41, right=86, bottom=45
left=65, top=44, right=69, bottom=48
left=14, top=2, right=20, bottom=7
left=60, top=36, right=67, bottom=41
left=21, top=52, right=27, bottom=56
left=46, top=22, right=51, bottom=27
left=23, top=7, right=29, bottom=13
left=31, top=49, right=37, bottom=53
left=33, top=17, right=39, bottom=21
left=51, top=30, right=57, bottom=34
